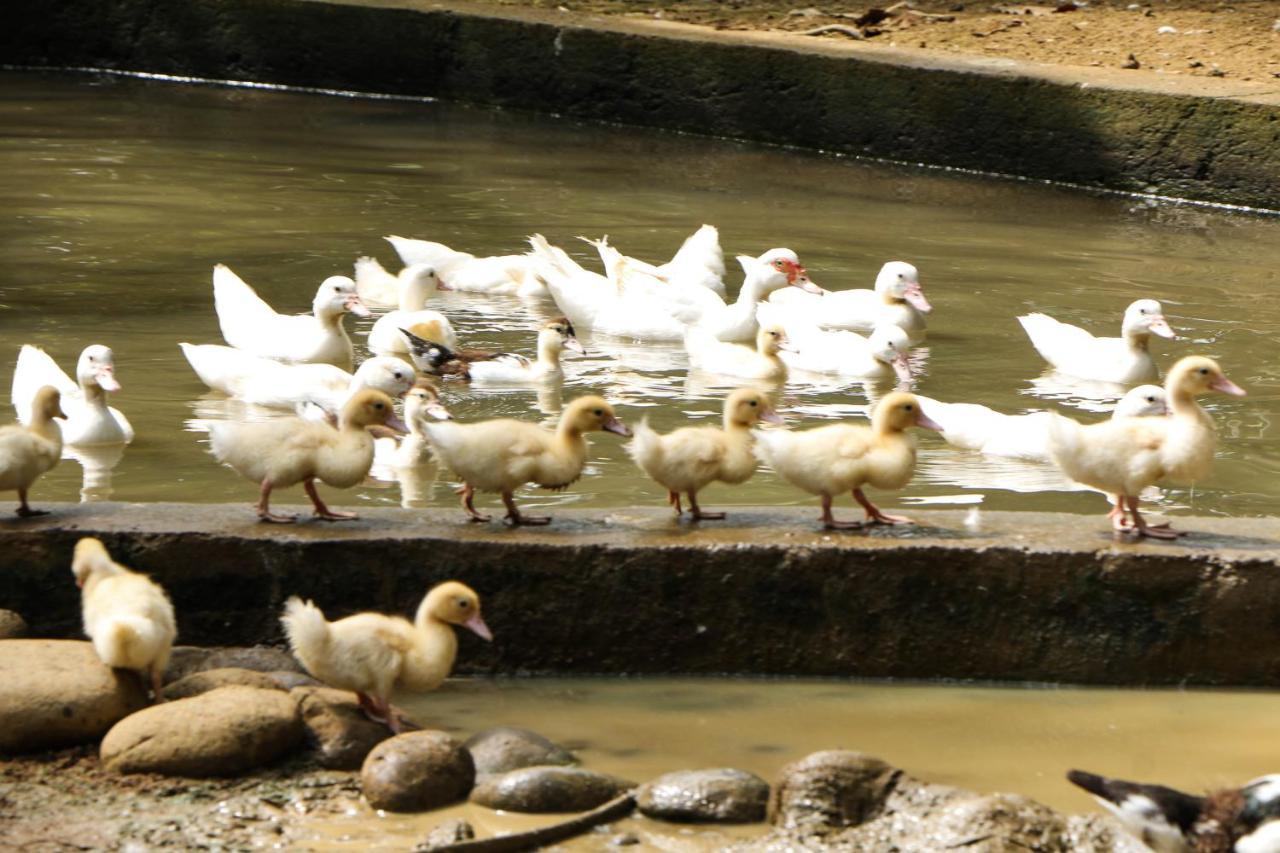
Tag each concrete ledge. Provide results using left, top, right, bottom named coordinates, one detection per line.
left=4, top=503, right=1278, bottom=686
left=5, top=0, right=1280, bottom=208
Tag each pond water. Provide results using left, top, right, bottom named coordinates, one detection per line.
left=1, top=70, right=1277, bottom=521
left=299, top=676, right=1280, bottom=849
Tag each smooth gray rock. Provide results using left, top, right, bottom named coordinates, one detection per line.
left=637, top=767, right=769, bottom=823
left=470, top=766, right=635, bottom=813
left=0, top=609, right=28, bottom=639
left=293, top=686, right=391, bottom=770
left=361, top=731, right=474, bottom=813
left=162, top=667, right=283, bottom=700
left=266, top=670, right=322, bottom=691
left=463, top=726, right=576, bottom=777
left=768, top=751, right=899, bottom=831
left=413, top=818, right=476, bottom=850
left=0, top=639, right=147, bottom=754
left=164, top=646, right=303, bottom=682
left=100, top=685, right=304, bottom=776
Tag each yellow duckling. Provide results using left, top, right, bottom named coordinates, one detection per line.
left=0, top=386, right=66, bottom=517
left=423, top=395, right=630, bottom=525
left=628, top=388, right=782, bottom=520
left=684, top=324, right=791, bottom=380
left=208, top=389, right=405, bottom=523
left=1047, top=355, right=1245, bottom=539
left=281, top=581, right=492, bottom=732
left=754, top=391, right=941, bottom=529
left=72, top=537, right=177, bottom=701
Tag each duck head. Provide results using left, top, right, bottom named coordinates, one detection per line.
left=874, top=391, right=943, bottom=434
left=71, top=536, right=113, bottom=589
left=353, top=356, right=416, bottom=399
left=757, top=324, right=795, bottom=356
left=404, top=380, right=453, bottom=423
left=542, top=317, right=585, bottom=355
left=875, top=262, right=931, bottom=313
left=316, top=276, right=371, bottom=319
left=753, top=248, right=823, bottom=296
left=561, top=395, right=630, bottom=437
left=1166, top=355, right=1246, bottom=398
left=422, top=580, right=492, bottom=640
left=1114, top=384, right=1169, bottom=418
left=400, top=264, right=441, bottom=310
left=725, top=388, right=784, bottom=427
left=77, top=345, right=121, bottom=392
left=341, top=389, right=408, bottom=433
left=868, top=325, right=914, bottom=383
left=399, top=328, right=459, bottom=375
left=31, top=385, right=67, bottom=422
left=1122, top=299, right=1176, bottom=340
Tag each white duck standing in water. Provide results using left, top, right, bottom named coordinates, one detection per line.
left=12, top=345, right=133, bottom=446
left=1047, top=355, right=1245, bottom=538
left=212, top=264, right=370, bottom=369
left=769, top=261, right=932, bottom=342
left=282, top=581, right=492, bottom=732
left=1019, top=298, right=1177, bottom=384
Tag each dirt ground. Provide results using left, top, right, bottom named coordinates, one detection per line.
left=489, top=0, right=1280, bottom=82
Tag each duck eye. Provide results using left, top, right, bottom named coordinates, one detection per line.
left=749, top=400, right=758, bottom=407
left=904, top=404, right=913, bottom=411
left=593, top=409, right=603, bottom=416
left=1199, top=367, right=1209, bottom=375
left=458, top=599, right=469, bottom=608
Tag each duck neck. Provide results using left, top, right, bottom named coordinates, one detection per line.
left=400, top=277, right=432, bottom=312
left=735, top=270, right=774, bottom=307
left=412, top=606, right=458, bottom=659
left=80, top=381, right=109, bottom=410
left=1167, top=383, right=1203, bottom=419
left=29, top=410, right=63, bottom=449
left=555, top=420, right=588, bottom=453
left=1125, top=329, right=1150, bottom=353
left=536, top=333, right=563, bottom=372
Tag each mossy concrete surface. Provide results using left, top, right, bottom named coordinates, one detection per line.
left=5, top=0, right=1280, bottom=208
left=3, top=503, right=1278, bottom=686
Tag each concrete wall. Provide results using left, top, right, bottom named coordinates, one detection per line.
left=4, top=0, right=1280, bottom=209
left=6, top=503, right=1279, bottom=686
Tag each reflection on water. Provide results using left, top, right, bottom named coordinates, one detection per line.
left=0, top=71, right=1276, bottom=517
left=299, top=677, right=1280, bottom=849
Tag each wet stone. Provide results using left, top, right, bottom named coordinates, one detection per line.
left=361, top=731, right=474, bottom=813
left=463, top=726, right=576, bottom=777
left=637, top=768, right=770, bottom=823
left=916, top=793, right=1071, bottom=851
left=292, top=686, right=391, bottom=770
left=769, top=751, right=899, bottom=832
left=413, top=818, right=476, bottom=850
left=0, top=639, right=148, bottom=754
left=162, top=667, right=283, bottom=700
left=266, top=670, right=322, bottom=691
left=470, top=765, right=635, bottom=813
left=0, top=609, right=27, bottom=639
left=164, top=646, right=303, bottom=682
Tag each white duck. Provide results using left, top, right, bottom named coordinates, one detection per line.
left=385, top=235, right=542, bottom=297
left=0, top=386, right=65, bottom=516
left=1019, top=298, right=1176, bottom=384
left=180, top=343, right=415, bottom=413
left=212, top=264, right=370, bottom=369
left=757, top=303, right=914, bottom=382
left=1047, top=355, right=1245, bottom=538
left=353, top=256, right=443, bottom=312
left=208, top=389, right=405, bottom=523
left=423, top=395, right=630, bottom=525
left=372, top=381, right=453, bottom=471
left=72, top=537, right=176, bottom=700
left=12, top=345, right=133, bottom=446
left=588, top=225, right=726, bottom=298
left=754, top=391, right=941, bottom=529
left=917, top=384, right=1168, bottom=461
left=465, top=318, right=584, bottom=384
left=282, top=581, right=492, bottom=731
left=628, top=388, right=782, bottom=520
left=365, top=264, right=457, bottom=354
left=685, top=325, right=791, bottom=381
left=769, top=261, right=932, bottom=342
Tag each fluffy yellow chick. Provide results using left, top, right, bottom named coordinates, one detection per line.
left=0, top=386, right=66, bottom=517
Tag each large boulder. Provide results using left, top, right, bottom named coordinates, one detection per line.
left=162, top=667, right=283, bottom=700
left=0, top=609, right=27, bottom=639
left=0, top=639, right=147, bottom=754
left=361, top=731, right=475, bottom=812
left=470, top=766, right=635, bottom=813
left=164, top=646, right=303, bottom=682
left=768, top=751, right=899, bottom=832
left=100, top=685, right=304, bottom=776
left=293, top=686, right=392, bottom=770
left=463, top=727, right=576, bottom=777
left=637, top=768, right=769, bottom=823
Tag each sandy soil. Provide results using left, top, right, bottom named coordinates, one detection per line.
left=489, top=0, right=1280, bottom=82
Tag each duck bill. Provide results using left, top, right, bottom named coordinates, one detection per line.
left=95, top=366, right=121, bottom=392
left=1149, top=317, right=1177, bottom=339
left=55, top=404, right=68, bottom=420
left=904, top=283, right=932, bottom=314
left=436, top=277, right=453, bottom=291
left=1210, top=375, right=1246, bottom=396
left=345, top=296, right=372, bottom=318
left=759, top=408, right=785, bottom=425
left=792, top=275, right=824, bottom=295
left=891, top=354, right=913, bottom=382
left=564, top=337, right=586, bottom=355
left=777, top=338, right=798, bottom=354
left=916, top=411, right=944, bottom=432
left=383, top=413, right=410, bottom=434
left=603, top=416, right=631, bottom=437
left=464, top=613, right=493, bottom=642
left=427, top=402, right=453, bottom=421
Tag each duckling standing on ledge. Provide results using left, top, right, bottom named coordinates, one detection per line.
left=72, top=537, right=176, bottom=702
left=1047, top=355, right=1245, bottom=539
left=754, top=391, right=942, bottom=529
left=628, top=388, right=782, bottom=521
left=208, top=389, right=406, bottom=523
left=423, top=395, right=630, bottom=525
left=282, top=581, right=492, bottom=732
left=0, top=386, right=66, bottom=517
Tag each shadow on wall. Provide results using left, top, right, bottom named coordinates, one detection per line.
left=4, top=0, right=1278, bottom=207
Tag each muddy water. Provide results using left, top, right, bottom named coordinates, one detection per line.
left=0, top=70, right=1277, bottom=520
left=296, top=677, right=1280, bottom=849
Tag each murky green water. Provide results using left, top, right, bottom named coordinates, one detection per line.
left=299, top=677, right=1280, bottom=849
left=1, top=70, right=1277, bottom=519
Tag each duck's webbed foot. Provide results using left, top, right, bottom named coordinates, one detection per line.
left=821, top=494, right=865, bottom=530
left=854, top=488, right=913, bottom=525
left=502, top=492, right=551, bottom=526
left=305, top=479, right=357, bottom=521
